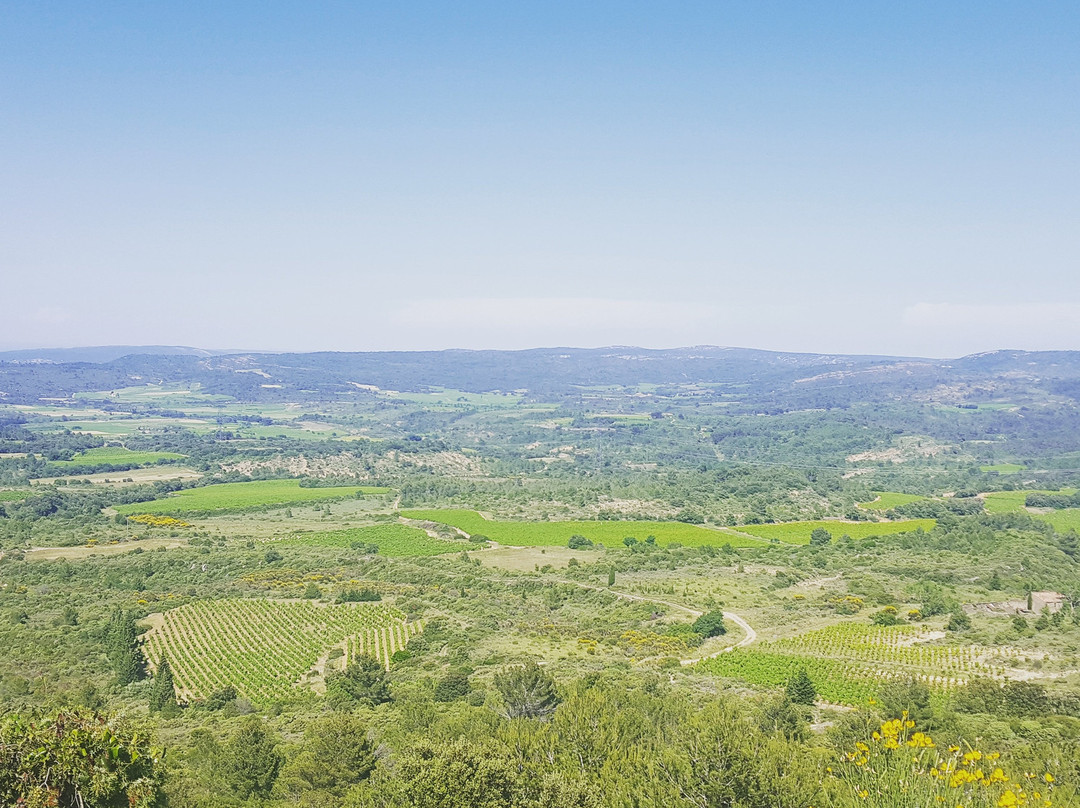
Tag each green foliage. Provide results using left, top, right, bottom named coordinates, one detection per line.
left=222, top=715, right=283, bottom=800
left=946, top=609, right=972, bottom=631
left=275, top=713, right=375, bottom=802
left=809, top=527, right=832, bottom=546
left=568, top=534, right=593, bottom=549
left=691, top=609, right=727, bottom=638
left=434, top=670, right=472, bottom=702
left=0, top=708, right=165, bottom=808
left=326, top=654, right=391, bottom=710
left=494, top=660, right=560, bottom=720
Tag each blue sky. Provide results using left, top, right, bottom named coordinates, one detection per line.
left=2, top=2, right=1078, bottom=356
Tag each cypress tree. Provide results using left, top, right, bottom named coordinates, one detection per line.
left=106, top=610, right=145, bottom=685
left=786, top=667, right=817, bottom=706
left=149, top=656, right=176, bottom=714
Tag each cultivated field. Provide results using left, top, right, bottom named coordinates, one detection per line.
left=49, top=446, right=186, bottom=469
left=277, top=523, right=468, bottom=556
left=699, top=623, right=1023, bottom=705
left=115, top=479, right=391, bottom=516
left=141, top=599, right=420, bottom=703
left=400, top=509, right=766, bottom=548
left=733, top=519, right=936, bottom=544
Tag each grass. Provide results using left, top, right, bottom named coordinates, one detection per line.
left=857, top=492, right=926, bottom=510
left=277, top=524, right=467, bottom=556
left=49, top=446, right=186, bottom=469
left=399, top=509, right=766, bottom=548
left=980, top=463, right=1025, bottom=474
left=733, top=519, right=936, bottom=544
left=115, top=479, right=392, bottom=516
left=982, top=489, right=1077, bottom=514
left=0, top=490, right=29, bottom=502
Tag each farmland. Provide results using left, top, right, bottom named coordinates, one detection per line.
left=141, top=599, right=420, bottom=703
left=983, top=489, right=1078, bottom=514
left=698, top=623, right=1013, bottom=705
left=400, top=508, right=767, bottom=548
left=733, top=518, right=936, bottom=544
left=277, top=523, right=468, bottom=556
left=48, top=446, right=186, bottom=469
left=115, top=479, right=392, bottom=516
left=857, top=491, right=926, bottom=510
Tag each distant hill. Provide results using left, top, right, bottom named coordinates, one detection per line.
left=1, top=345, right=1079, bottom=409
left=0, top=346, right=237, bottom=364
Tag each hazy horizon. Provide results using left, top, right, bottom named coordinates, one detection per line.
left=3, top=4, right=1078, bottom=357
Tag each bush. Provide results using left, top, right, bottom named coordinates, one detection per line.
left=691, top=610, right=727, bottom=638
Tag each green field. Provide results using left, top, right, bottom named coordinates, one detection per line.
left=982, top=489, right=1077, bottom=514
left=399, top=509, right=766, bottom=548
left=0, top=490, right=29, bottom=502
left=278, top=523, right=467, bottom=556
left=49, top=446, right=186, bottom=469
left=857, top=491, right=926, bottom=510
left=733, top=519, right=936, bottom=544
left=980, top=463, right=1025, bottom=474
left=116, top=480, right=392, bottom=516
left=1044, top=509, right=1080, bottom=533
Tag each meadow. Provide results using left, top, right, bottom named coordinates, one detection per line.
left=141, top=599, right=419, bottom=703
left=399, top=508, right=767, bottom=548
left=980, top=463, right=1026, bottom=473
left=733, top=518, right=936, bottom=544
left=0, top=490, right=28, bottom=502
left=277, top=523, right=468, bottom=556
left=115, top=479, right=391, bottom=516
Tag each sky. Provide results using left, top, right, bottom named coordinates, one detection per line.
left=2, top=2, right=1078, bottom=358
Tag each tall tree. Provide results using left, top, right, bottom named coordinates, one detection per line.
left=222, top=716, right=282, bottom=800
left=105, top=609, right=145, bottom=685
left=275, top=713, right=376, bottom=801
left=148, top=656, right=176, bottom=715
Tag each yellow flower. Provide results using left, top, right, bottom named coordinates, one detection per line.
left=989, top=769, right=1009, bottom=784
left=1044, top=774, right=1054, bottom=784
left=998, top=792, right=1018, bottom=808
left=858, top=790, right=869, bottom=800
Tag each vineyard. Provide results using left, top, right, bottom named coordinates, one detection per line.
left=277, top=523, right=467, bottom=556
left=857, top=491, right=926, bottom=510
left=400, top=509, right=767, bottom=548
left=115, top=479, right=392, bottom=516
left=141, top=599, right=420, bottom=703
left=734, top=518, right=936, bottom=544
left=698, top=623, right=1027, bottom=705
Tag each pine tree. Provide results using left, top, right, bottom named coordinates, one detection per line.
left=149, top=656, right=176, bottom=714
left=494, top=660, right=560, bottom=719
left=786, top=667, right=817, bottom=706
left=222, top=716, right=282, bottom=800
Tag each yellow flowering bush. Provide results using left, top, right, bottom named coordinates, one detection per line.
left=836, top=712, right=1057, bottom=807
left=127, top=514, right=192, bottom=528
